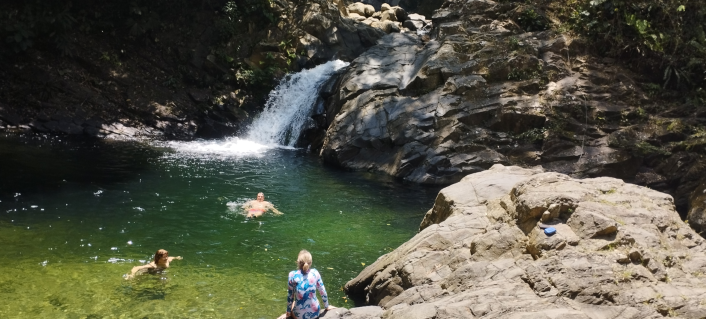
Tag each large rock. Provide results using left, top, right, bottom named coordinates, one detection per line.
left=345, top=165, right=706, bottom=318
left=284, top=0, right=386, bottom=64
left=311, top=0, right=705, bottom=217
left=348, top=2, right=368, bottom=16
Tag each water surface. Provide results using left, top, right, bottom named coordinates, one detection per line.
left=0, top=134, right=439, bottom=319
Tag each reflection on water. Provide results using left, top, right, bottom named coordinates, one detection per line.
left=0, top=134, right=440, bottom=318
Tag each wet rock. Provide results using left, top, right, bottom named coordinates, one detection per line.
left=0, top=108, right=23, bottom=126
left=29, top=120, right=48, bottom=133
left=84, top=126, right=100, bottom=137
left=58, top=122, right=85, bottom=135
left=43, top=121, right=60, bottom=132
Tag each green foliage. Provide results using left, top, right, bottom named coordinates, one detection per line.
left=517, top=8, right=550, bottom=32
left=216, top=0, right=276, bottom=41
left=234, top=64, right=280, bottom=89
left=634, top=141, right=671, bottom=156
left=508, top=62, right=543, bottom=81
left=162, top=76, right=179, bottom=89
left=279, top=39, right=299, bottom=66
left=558, top=0, right=706, bottom=90
left=516, top=127, right=547, bottom=143
left=508, top=36, right=521, bottom=50
left=100, top=51, right=121, bottom=67
left=1, top=1, right=77, bottom=55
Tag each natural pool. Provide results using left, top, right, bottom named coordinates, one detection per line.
left=0, top=134, right=439, bottom=319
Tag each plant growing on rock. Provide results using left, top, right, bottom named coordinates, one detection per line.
left=516, top=8, right=550, bottom=32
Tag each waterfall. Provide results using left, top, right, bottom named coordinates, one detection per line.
left=245, top=60, right=349, bottom=147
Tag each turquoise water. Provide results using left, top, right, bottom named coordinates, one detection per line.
left=0, top=134, right=439, bottom=319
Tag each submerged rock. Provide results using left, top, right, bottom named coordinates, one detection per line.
left=345, top=165, right=706, bottom=318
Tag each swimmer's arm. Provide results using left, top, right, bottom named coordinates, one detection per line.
left=265, top=202, right=283, bottom=215
left=125, top=264, right=152, bottom=280
left=167, top=256, right=183, bottom=262
left=270, top=206, right=283, bottom=215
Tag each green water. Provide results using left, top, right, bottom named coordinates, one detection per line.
left=0, top=135, right=439, bottom=319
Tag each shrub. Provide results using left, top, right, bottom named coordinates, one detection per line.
left=552, top=0, right=706, bottom=91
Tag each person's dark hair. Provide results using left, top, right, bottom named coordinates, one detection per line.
left=297, top=249, right=312, bottom=273
left=154, top=249, right=168, bottom=263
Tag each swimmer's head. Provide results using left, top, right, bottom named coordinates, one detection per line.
left=256, top=192, right=265, bottom=201
left=154, top=249, right=168, bottom=264
left=297, top=249, right=312, bottom=273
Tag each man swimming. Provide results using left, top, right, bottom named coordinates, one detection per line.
left=242, top=192, right=283, bottom=218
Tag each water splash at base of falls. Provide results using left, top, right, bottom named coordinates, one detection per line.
left=245, top=60, right=349, bottom=147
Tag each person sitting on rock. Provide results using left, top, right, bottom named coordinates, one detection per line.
left=286, top=250, right=330, bottom=319
left=125, top=249, right=182, bottom=279
left=242, top=192, right=283, bottom=218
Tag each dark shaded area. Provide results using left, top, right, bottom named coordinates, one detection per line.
left=0, top=134, right=162, bottom=200
left=0, top=0, right=294, bottom=139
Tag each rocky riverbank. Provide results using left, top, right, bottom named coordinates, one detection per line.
left=340, top=164, right=706, bottom=318
left=312, top=0, right=706, bottom=220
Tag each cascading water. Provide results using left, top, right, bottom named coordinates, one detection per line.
left=162, top=60, right=348, bottom=157
left=245, top=60, right=349, bottom=147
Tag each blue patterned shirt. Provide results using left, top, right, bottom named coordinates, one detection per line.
left=287, top=268, right=329, bottom=319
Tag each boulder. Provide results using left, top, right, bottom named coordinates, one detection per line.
left=403, top=19, right=424, bottom=31
left=348, top=12, right=367, bottom=22
left=380, top=10, right=397, bottom=22
left=391, top=6, right=408, bottom=22
left=407, top=13, right=425, bottom=21
left=363, top=4, right=376, bottom=17
left=345, top=165, right=706, bottom=318
left=348, top=2, right=368, bottom=16
left=290, top=0, right=385, bottom=63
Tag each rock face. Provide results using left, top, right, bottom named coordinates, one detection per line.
left=315, top=0, right=706, bottom=214
left=688, top=180, right=706, bottom=235
left=345, top=165, right=706, bottom=318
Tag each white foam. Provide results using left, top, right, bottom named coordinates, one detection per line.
left=246, top=60, right=349, bottom=146
left=160, top=60, right=348, bottom=157
left=162, top=137, right=272, bottom=157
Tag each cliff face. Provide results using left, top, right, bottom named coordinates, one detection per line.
left=315, top=0, right=706, bottom=216
left=344, top=165, right=706, bottom=318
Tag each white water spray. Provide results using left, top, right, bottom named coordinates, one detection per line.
left=246, top=60, right=349, bottom=146
left=162, top=138, right=270, bottom=157
left=160, top=60, right=348, bottom=157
